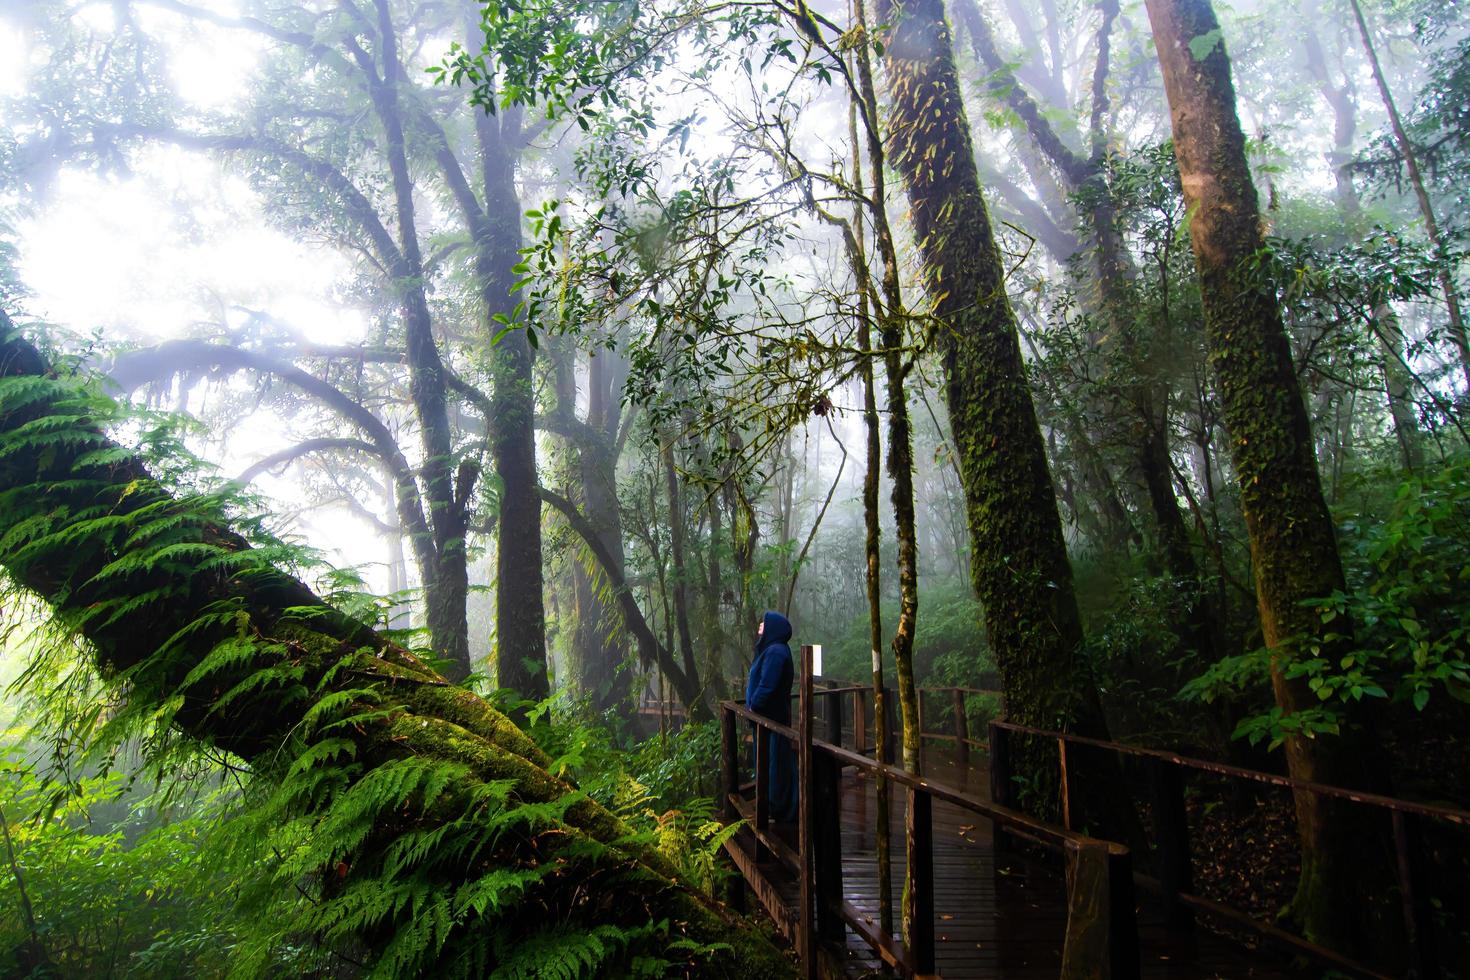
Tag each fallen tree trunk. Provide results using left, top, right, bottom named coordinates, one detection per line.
left=0, top=316, right=790, bottom=978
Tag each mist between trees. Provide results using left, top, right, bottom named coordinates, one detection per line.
left=0, top=0, right=1468, bottom=974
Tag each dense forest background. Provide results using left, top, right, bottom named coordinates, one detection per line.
left=0, top=0, right=1468, bottom=974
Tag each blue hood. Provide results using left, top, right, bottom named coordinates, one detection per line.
left=755, top=610, right=792, bottom=654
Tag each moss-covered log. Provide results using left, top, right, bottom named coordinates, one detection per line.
left=0, top=316, right=791, bottom=978
left=1143, top=0, right=1396, bottom=955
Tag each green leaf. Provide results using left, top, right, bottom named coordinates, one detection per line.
left=1188, top=28, right=1224, bottom=61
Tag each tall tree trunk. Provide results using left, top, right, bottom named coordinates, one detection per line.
left=585, top=351, right=633, bottom=708
left=538, top=487, right=708, bottom=719
left=662, top=435, right=703, bottom=707
left=489, top=321, right=549, bottom=703
left=472, top=104, right=550, bottom=705
left=573, top=439, right=631, bottom=710
left=549, top=347, right=631, bottom=711
left=850, top=0, right=919, bottom=790
left=959, top=0, right=1205, bottom=568
left=876, top=0, right=1107, bottom=744
left=845, top=78, right=895, bottom=938
left=965, top=0, right=1236, bottom=690
left=1378, top=308, right=1425, bottom=470
left=704, top=478, right=728, bottom=695
left=862, top=329, right=895, bottom=939
left=369, top=0, right=472, bottom=678
left=0, top=322, right=789, bottom=978
left=432, top=0, right=551, bottom=702
left=1145, top=0, right=1395, bottom=954
left=846, top=3, right=925, bottom=941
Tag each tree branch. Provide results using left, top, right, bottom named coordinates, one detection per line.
left=237, top=436, right=387, bottom=485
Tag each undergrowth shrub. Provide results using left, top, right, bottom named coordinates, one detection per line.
left=823, top=583, right=992, bottom=687
left=0, top=753, right=244, bottom=978
left=1185, top=457, right=1470, bottom=749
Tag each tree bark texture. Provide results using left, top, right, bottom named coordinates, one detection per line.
left=475, top=125, right=551, bottom=706
left=367, top=0, right=473, bottom=679
left=0, top=319, right=788, bottom=977
left=847, top=0, right=923, bottom=786
left=875, top=0, right=1156, bottom=856
left=847, top=87, right=895, bottom=938
left=876, top=0, right=1104, bottom=739
left=1145, top=0, right=1396, bottom=954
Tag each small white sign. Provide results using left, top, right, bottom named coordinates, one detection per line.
left=811, top=644, right=823, bottom=677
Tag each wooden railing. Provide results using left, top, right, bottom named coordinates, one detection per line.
left=990, top=720, right=1466, bottom=980
left=672, top=664, right=1461, bottom=977
left=720, top=647, right=1138, bottom=979
left=776, top=681, right=1003, bottom=766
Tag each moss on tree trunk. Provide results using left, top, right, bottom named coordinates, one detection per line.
left=1144, top=0, right=1397, bottom=955
left=875, top=0, right=1120, bottom=803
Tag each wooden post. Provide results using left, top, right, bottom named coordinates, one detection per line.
left=1060, top=843, right=1140, bottom=980
left=755, top=721, right=770, bottom=865
left=989, top=721, right=1013, bottom=807
left=952, top=688, right=969, bottom=766
left=1148, top=758, right=1193, bottom=930
left=798, top=644, right=815, bottom=975
left=853, top=688, right=869, bottom=755
left=826, top=688, right=843, bottom=747
left=813, top=753, right=845, bottom=944
left=906, top=788, right=936, bottom=975
left=722, top=709, right=747, bottom=921
left=1108, top=847, right=1141, bottom=979
left=1393, top=810, right=1441, bottom=979
left=1058, top=737, right=1073, bottom=831
left=989, top=721, right=1013, bottom=858
left=721, top=707, right=740, bottom=823
left=882, top=686, right=898, bottom=765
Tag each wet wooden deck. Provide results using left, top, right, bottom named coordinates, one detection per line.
left=729, top=745, right=1302, bottom=978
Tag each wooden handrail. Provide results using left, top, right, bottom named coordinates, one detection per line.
left=728, top=670, right=1456, bottom=978
left=723, top=700, right=1124, bottom=855
left=988, top=719, right=1444, bottom=979
left=919, top=685, right=1005, bottom=697
left=991, top=719, right=1470, bottom=828
left=722, top=677, right=1138, bottom=979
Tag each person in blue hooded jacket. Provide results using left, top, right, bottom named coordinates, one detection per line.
left=745, top=610, right=798, bottom=824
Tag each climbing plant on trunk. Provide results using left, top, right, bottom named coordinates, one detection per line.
left=873, top=0, right=1109, bottom=747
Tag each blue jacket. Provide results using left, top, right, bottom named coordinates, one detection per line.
left=746, top=610, right=794, bottom=725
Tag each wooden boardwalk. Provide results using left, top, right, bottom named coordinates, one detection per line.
left=729, top=744, right=1301, bottom=978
